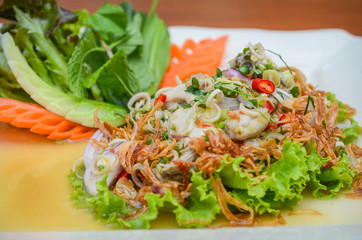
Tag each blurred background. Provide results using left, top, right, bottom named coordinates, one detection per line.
left=57, top=0, right=362, bottom=35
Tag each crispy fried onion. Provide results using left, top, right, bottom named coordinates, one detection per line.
left=194, top=153, right=223, bottom=174
left=93, top=107, right=112, bottom=139
left=212, top=176, right=254, bottom=226
left=260, top=138, right=283, bottom=160
left=112, top=177, right=138, bottom=207
left=282, top=91, right=351, bottom=167
left=190, top=129, right=271, bottom=175
left=345, top=174, right=362, bottom=199
left=288, top=209, right=322, bottom=216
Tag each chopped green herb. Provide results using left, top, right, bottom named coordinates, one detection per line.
left=248, top=99, right=258, bottom=108
left=194, top=95, right=207, bottom=104
left=258, top=64, right=266, bottom=72
left=146, top=139, right=153, bottom=145
left=216, top=68, right=223, bottom=77
left=173, top=144, right=180, bottom=151
left=239, top=65, right=249, bottom=75
left=160, top=156, right=170, bottom=164
left=266, top=49, right=294, bottom=78
left=186, top=85, right=204, bottom=96
left=304, top=95, right=315, bottom=115
left=290, top=87, right=300, bottom=97
left=322, top=120, right=326, bottom=128
left=161, top=131, right=169, bottom=140
left=182, top=103, right=192, bottom=109
left=277, top=92, right=284, bottom=99
left=336, top=146, right=347, bottom=156
left=191, top=77, right=200, bottom=88
left=204, top=135, right=209, bottom=141
left=254, top=69, right=262, bottom=75
left=266, top=63, right=273, bottom=69
left=214, top=82, right=222, bottom=89
left=245, top=87, right=255, bottom=93
left=243, top=47, right=249, bottom=54
left=98, top=165, right=105, bottom=171
left=216, top=122, right=225, bottom=129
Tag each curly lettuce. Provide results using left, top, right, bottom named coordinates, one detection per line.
left=68, top=170, right=219, bottom=229
left=216, top=140, right=356, bottom=215
left=341, top=119, right=361, bottom=145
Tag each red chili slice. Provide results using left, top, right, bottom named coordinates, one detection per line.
left=176, top=162, right=189, bottom=172
left=154, top=93, right=167, bottom=105
left=252, top=78, right=275, bottom=94
left=263, top=100, right=274, bottom=113
left=118, top=171, right=130, bottom=179
left=201, top=123, right=215, bottom=128
left=278, top=113, right=298, bottom=125
left=266, top=123, right=278, bottom=130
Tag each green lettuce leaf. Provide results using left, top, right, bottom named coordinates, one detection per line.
left=304, top=141, right=331, bottom=199
left=0, top=37, right=16, bottom=82
left=14, top=28, right=53, bottom=85
left=215, top=155, right=258, bottom=189
left=13, top=6, right=69, bottom=92
left=2, top=32, right=127, bottom=127
left=326, top=92, right=349, bottom=123
left=173, top=170, right=220, bottom=227
left=312, top=153, right=356, bottom=199
left=341, top=119, right=361, bottom=145
left=219, top=140, right=310, bottom=201
left=0, top=31, right=33, bottom=102
left=68, top=170, right=220, bottom=229
left=0, top=81, right=34, bottom=102
left=217, top=140, right=313, bottom=215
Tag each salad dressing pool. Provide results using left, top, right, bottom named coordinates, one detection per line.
left=0, top=123, right=361, bottom=231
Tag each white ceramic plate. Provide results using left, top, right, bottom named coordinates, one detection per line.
left=2, top=27, right=362, bottom=240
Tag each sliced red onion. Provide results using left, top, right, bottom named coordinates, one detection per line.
left=237, top=94, right=252, bottom=108
left=275, top=88, right=293, bottom=100
left=83, top=129, right=104, bottom=168
left=222, top=68, right=252, bottom=82
left=82, top=129, right=124, bottom=196
left=171, top=134, right=189, bottom=140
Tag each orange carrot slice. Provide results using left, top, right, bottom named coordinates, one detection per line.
left=0, top=98, right=94, bottom=141
left=159, top=35, right=228, bottom=89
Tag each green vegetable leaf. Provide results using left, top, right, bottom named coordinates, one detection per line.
left=312, top=153, right=355, bottom=199
left=216, top=140, right=312, bottom=215
left=2, top=32, right=127, bottom=127
left=69, top=170, right=219, bottom=229
left=0, top=37, right=16, bottom=82
left=341, top=119, right=361, bottom=145
left=113, top=11, right=144, bottom=56
left=14, top=6, right=69, bottom=91
left=186, top=85, right=205, bottom=96
left=84, top=48, right=138, bottom=108
left=14, top=28, right=52, bottom=85
left=67, top=31, right=99, bottom=98
left=326, top=92, right=349, bottom=123
left=141, top=0, right=171, bottom=94
left=0, top=82, right=34, bottom=102
left=173, top=170, right=220, bottom=227
left=84, top=3, right=128, bottom=43
left=290, top=86, right=300, bottom=97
